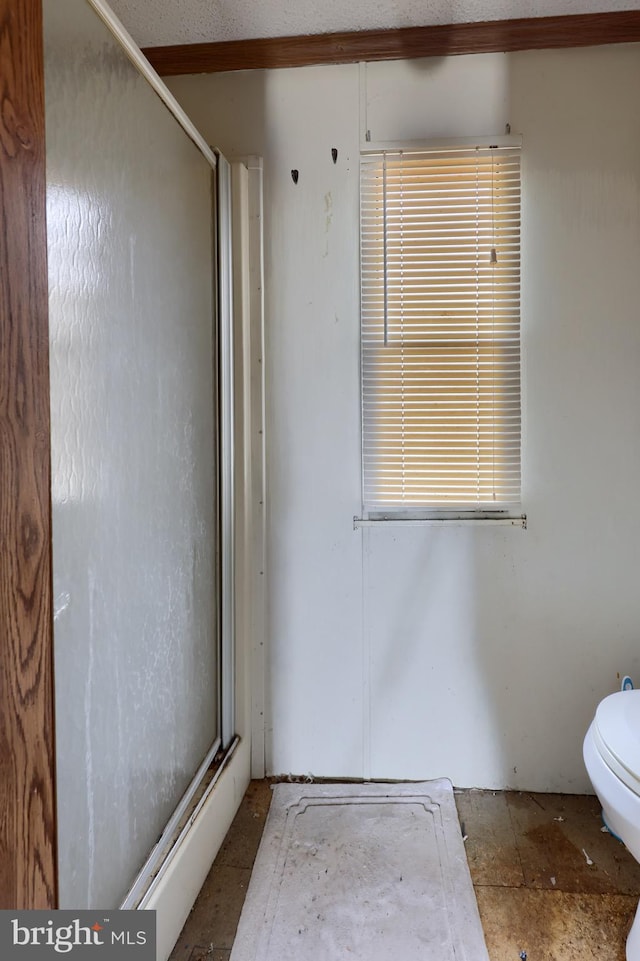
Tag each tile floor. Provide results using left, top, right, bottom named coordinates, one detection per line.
left=170, top=781, right=640, bottom=961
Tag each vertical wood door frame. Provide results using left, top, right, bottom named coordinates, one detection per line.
left=0, top=0, right=57, bottom=909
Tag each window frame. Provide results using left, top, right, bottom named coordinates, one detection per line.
left=358, top=136, right=525, bottom=527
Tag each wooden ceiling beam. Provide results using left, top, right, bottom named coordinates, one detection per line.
left=142, top=10, right=640, bottom=76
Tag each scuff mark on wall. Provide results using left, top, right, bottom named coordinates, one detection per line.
left=324, top=190, right=333, bottom=257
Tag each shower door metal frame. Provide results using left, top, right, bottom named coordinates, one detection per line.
left=49, top=0, right=237, bottom=911
left=85, top=0, right=238, bottom=758
left=216, top=152, right=236, bottom=751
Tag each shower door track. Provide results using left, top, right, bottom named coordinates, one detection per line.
left=120, top=735, right=240, bottom=909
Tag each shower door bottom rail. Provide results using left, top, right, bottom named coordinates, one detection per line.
left=121, top=734, right=240, bottom=909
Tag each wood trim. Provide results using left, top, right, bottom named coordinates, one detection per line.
left=0, top=0, right=57, bottom=909
left=142, top=10, right=640, bottom=76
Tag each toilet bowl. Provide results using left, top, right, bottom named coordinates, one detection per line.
left=584, top=690, right=640, bottom=961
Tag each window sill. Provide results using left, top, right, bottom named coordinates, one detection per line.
left=353, top=513, right=527, bottom=530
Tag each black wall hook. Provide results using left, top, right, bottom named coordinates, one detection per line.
left=291, top=169, right=299, bottom=184
left=331, top=148, right=338, bottom=164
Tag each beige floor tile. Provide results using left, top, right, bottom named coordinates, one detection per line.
left=187, top=950, right=230, bottom=961
left=216, top=781, right=273, bottom=869
left=170, top=866, right=252, bottom=953
left=476, top=887, right=635, bottom=961
left=455, top=789, right=525, bottom=887
left=169, top=944, right=230, bottom=961
left=506, top=793, right=640, bottom=894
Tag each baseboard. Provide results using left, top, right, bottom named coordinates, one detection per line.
left=147, top=737, right=251, bottom=961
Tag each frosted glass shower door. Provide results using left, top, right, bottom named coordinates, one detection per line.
left=44, top=0, right=222, bottom=909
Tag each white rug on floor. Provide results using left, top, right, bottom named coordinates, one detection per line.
left=229, top=780, right=489, bottom=961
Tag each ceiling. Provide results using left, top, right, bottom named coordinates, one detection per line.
left=109, top=0, right=640, bottom=49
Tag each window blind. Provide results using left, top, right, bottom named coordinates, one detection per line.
left=360, top=147, right=521, bottom=511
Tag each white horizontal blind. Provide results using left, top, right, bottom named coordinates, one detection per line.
left=360, top=147, right=521, bottom=511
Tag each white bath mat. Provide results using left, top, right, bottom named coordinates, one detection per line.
left=229, top=780, right=489, bottom=961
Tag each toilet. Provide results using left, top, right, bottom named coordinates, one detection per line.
left=584, top=689, right=640, bottom=960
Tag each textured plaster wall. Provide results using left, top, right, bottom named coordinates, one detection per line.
left=112, top=0, right=640, bottom=47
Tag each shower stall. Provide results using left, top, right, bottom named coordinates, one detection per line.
left=42, top=0, right=256, bottom=930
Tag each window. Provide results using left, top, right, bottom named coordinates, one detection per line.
left=360, top=146, right=521, bottom=516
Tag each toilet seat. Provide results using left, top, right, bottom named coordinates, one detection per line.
left=592, top=691, right=640, bottom=798
left=584, top=698, right=640, bottom=961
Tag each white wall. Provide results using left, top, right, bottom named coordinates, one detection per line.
left=169, top=42, right=640, bottom=791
